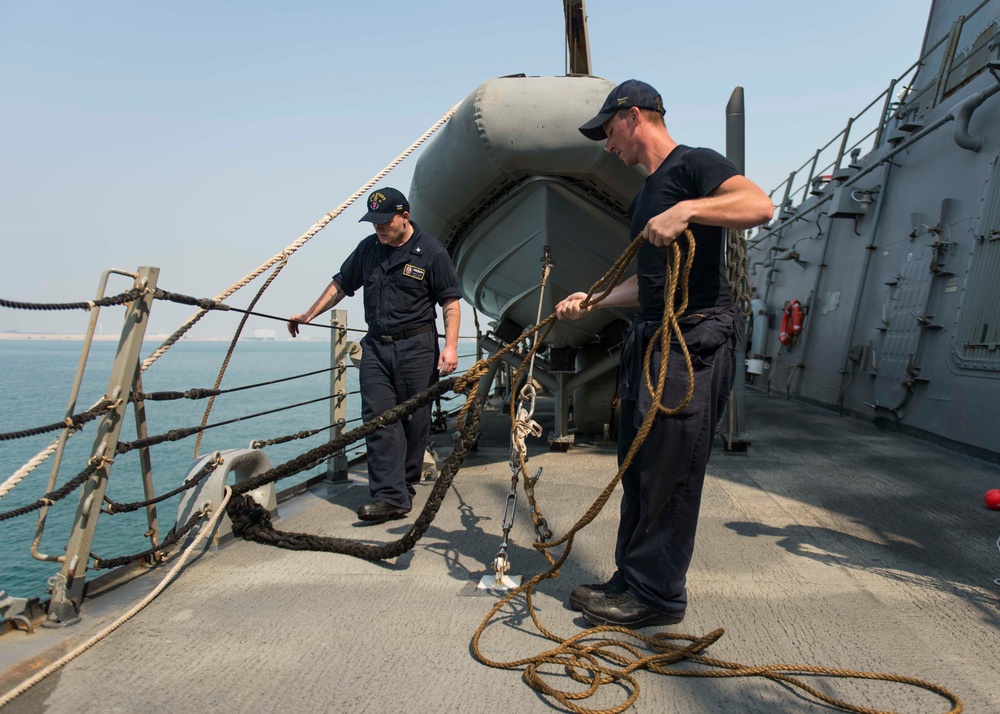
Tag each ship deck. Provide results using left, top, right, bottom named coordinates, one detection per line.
left=2, top=389, right=999, bottom=713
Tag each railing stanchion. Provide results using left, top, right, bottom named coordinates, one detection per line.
left=45, top=266, right=160, bottom=627
left=132, top=374, right=160, bottom=551
left=327, top=309, right=350, bottom=482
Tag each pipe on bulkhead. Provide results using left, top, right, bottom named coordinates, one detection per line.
left=747, top=298, right=769, bottom=376
left=953, top=82, right=1000, bottom=152
left=834, top=162, right=893, bottom=413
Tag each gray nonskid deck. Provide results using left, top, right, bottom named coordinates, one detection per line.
left=2, top=391, right=999, bottom=713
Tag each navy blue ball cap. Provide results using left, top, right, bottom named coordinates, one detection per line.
left=359, top=187, right=410, bottom=223
left=579, top=79, right=665, bottom=141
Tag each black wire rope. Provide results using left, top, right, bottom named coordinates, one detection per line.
left=93, top=510, right=207, bottom=569
left=116, top=394, right=337, bottom=454
left=152, top=287, right=484, bottom=341
left=0, top=398, right=116, bottom=442
left=152, top=289, right=337, bottom=330
left=131, top=365, right=344, bottom=403
left=252, top=411, right=368, bottom=451
left=104, top=457, right=219, bottom=514
left=252, top=425, right=332, bottom=448
left=0, top=289, right=145, bottom=312
left=0, top=460, right=103, bottom=522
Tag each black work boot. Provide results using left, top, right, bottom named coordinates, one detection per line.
left=568, top=573, right=627, bottom=612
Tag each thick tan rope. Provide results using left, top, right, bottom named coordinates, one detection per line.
left=471, top=237, right=696, bottom=714
left=469, top=232, right=961, bottom=714
left=727, top=227, right=752, bottom=317
left=725, top=227, right=750, bottom=450
left=140, top=103, right=460, bottom=372
left=0, top=438, right=67, bottom=501
left=192, top=258, right=289, bottom=458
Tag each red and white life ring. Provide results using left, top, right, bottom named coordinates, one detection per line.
left=779, top=299, right=804, bottom=346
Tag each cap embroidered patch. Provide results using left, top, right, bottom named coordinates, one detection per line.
left=360, top=187, right=409, bottom=224
left=403, top=264, right=426, bottom=280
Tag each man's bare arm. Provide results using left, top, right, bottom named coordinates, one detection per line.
left=438, top=297, right=461, bottom=374
left=287, top=280, right=346, bottom=338
left=642, top=175, right=775, bottom=248
left=555, top=275, right=639, bottom=320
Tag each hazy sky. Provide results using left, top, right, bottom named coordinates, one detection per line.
left=1, top=0, right=931, bottom=339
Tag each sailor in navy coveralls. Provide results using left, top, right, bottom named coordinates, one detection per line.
left=288, top=187, right=462, bottom=522
left=556, top=81, right=773, bottom=628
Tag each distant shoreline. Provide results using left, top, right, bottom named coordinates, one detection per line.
left=0, top=333, right=328, bottom=343
left=1, top=332, right=476, bottom=343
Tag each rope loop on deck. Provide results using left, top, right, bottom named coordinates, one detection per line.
left=226, top=386, right=482, bottom=560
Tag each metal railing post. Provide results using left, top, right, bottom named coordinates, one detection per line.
left=721, top=86, right=751, bottom=453
left=833, top=118, right=854, bottom=174
left=45, top=266, right=160, bottom=627
left=132, top=374, right=160, bottom=552
left=779, top=170, right=796, bottom=213
left=804, top=148, right=822, bottom=199
left=31, top=268, right=137, bottom=563
left=875, top=78, right=899, bottom=148
left=326, top=309, right=350, bottom=482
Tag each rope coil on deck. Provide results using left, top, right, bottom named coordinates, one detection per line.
left=225, top=376, right=477, bottom=559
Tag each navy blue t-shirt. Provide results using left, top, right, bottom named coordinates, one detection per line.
left=332, top=223, right=462, bottom=337
left=630, top=146, right=739, bottom=320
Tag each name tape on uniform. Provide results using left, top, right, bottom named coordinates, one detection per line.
left=403, top=264, right=426, bottom=280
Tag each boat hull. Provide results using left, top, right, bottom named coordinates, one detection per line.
left=409, top=75, right=646, bottom=348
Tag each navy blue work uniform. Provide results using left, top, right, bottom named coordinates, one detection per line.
left=614, top=146, right=742, bottom=618
left=333, top=223, right=461, bottom=508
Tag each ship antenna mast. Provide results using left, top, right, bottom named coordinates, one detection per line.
left=564, top=0, right=592, bottom=76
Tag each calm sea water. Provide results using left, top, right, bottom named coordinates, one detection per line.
left=0, top=338, right=474, bottom=601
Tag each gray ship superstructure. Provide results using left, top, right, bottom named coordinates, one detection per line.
left=748, top=0, right=1000, bottom=460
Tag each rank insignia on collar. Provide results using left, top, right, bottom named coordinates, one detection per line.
left=403, top=264, right=426, bottom=280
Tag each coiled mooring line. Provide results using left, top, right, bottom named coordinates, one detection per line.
left=467, top=234, right=961, bottom=714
